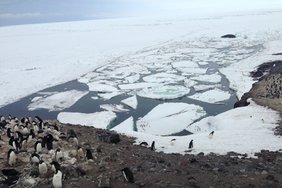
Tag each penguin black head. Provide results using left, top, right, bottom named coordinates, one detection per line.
left=51, top=161, right=61, bottom=172
left=67, top=129, right=77, bottom=139
left=121, top=167, right=134, bottom=183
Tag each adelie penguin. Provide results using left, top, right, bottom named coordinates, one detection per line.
left=150, top=141, right=155, bottom=151
left=209, top=131, right=214, bottom=139
left=121, top=167, right=134, bottom=183
left=38, top=160, right=48, bottom=176
left=189, top=139, right=193, bottom=149
left=139, top=142, right=148, bottom=147
left=34, top=140, right=42, bottom=153
left=30, top=152, right=40, bottom=164
left=7, top=149, right=17, bottom=166
left=55, top=148, right=64, bottom=162
left=52, top=168, right=63, bottom=188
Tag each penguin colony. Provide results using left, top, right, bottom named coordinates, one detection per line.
left=0, top=115, right=132, bottom=187
left=264, top=74, right=282, bottom=99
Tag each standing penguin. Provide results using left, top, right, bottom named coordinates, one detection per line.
left=34, top=140, right=42, bottom=153
left=150, top=141, right=155, bottom=151
left=55, top=148, right=64, bottom=162
left=38, top=160, right=48, bottom=176
left=189, top=139, right=193, bottom=149
left=7, top=149, right=17, bottom=166
left=52, top=168, right=63, bottom=188
left=121, top=167, right=134, bottom=183
left=209, top=131, right=214, bottom=139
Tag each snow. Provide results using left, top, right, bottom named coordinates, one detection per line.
left=137, top=85, right=190, bottom=100
left=188, top=88, right=230, bottom=103
left=111, top=117, right=134, bottom=133
left=28, top=90, right=88, bottom=111
left=136, top=103, right=206, bottom=135
left=121, top=95, right=138, bottom=110
left=57, top=111, right=116, bottom=129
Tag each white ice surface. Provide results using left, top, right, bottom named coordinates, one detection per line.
left=111, top=117, right=134, bottom=133
left=97, top=91, right=123, bottom=100
left=136, top=103, right=206, bottom=135
left=121, top=95, right=138, bottom=110
left=137, top=85, right=190, bottom=100
left=188, top=89, right=230, bottom=103
left=142, top=73, right=185, bottom=83
left=191, top=73, right=222, bottom=83
left=100, top=104, right=129, bottom=112
left=28, top=90, right=88, bottom=111
left=57, top=111, right=116, bottom=129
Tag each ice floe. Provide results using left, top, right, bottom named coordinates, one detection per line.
left=97, top=91, right=123, bottom=100
left=111, top=117, right=134, bottom=133
left=28, top=90, right=89, bottom=111
left=188, top=88, right=230, bottom=103
left=191, top=73, right=222, bottom=83
left=142, top=73, right=185, bottom=83
left=137, top=85, right=190, bottom=100
left=118, top=82, right=160, bottom=90
left=121, top=95, right=138, bottom=109
left=100, top=104, right=129, bottom=112
left=57, top=111, right=116, bottom=129
left=136, top=103, right=206, bottom=135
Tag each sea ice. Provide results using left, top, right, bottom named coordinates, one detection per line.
left=136, top=103, right=206, bottom=135
left=137, top=85, right=190, bottom=100
left=28, top=90, right=88, bottom=111
left=188, top=88, right=230, bottom=103
left=97, top=91, right=123, bottom=100
left=142, top=73, right=185, bottom=83
left=57, top=111, right=116, bottom=129
left=100, top=104, right=129, bottom=112
left=121, top=95, right=138, bottom=109
left=111, top=117, right=134, bottom=133
left=191, top=73, right=222, bottom=83
left=118, top=82, right=160, bottom=90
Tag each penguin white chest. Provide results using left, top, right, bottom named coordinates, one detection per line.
left=52, top=170, right=62, bottom=188
left=39, top=162, right=48, bottom=175
left=8, top=151, right=17, bottom=166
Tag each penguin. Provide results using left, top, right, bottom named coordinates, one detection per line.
left=51, top=161, right=61, bottom=173
left=55, top=148, right=64, bottom=162
left=46, top=134, right=54, bottom=150
left=189, top=139, right=193, bottom=149
left=34, top=140, right=42, bottom=153
left=85, top=149, right=93, bottom=160
left=7, top=149, right=17, bottom=166
left=67, top=129, right=78, bottom=146
left=77, top=146, right=84, bottom=160
left=150, top=141, right=155, bottom=151
left=121, top=167, right=134, bottom=183
left=1, top=169, right=20, bottom=187
left=0, top=115, right=5, bottom=122
left=9, top=137, right=21, bottom=152
left=52, top=169, right=63, bottom=188
left=34, top=116, right=43, bottom=123
left=209, top=131, right=214, bottom=139
left=170, top=139, right=176, bottom=146
left=139, top=142, right=148, bottom=147
left=7, top=128, right=13, bottom=138
left=30, top=152, right=40, bottom=164
left=38, top=160, right=48, bottom=176
left=27, top=129, right=36, bottom=143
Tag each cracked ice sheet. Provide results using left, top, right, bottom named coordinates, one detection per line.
left=137, top=85, right=190, bottom=100
left=121, top=95, right=138, bottom=109
left=142, top=73, right=186, bottom=83
left=28, top=90, right=89, bottom=111
left=136, top=103, right=206, bottom=135
left=118, top=82, right=160, bottom=90
left=57, top=111, right=116, bottom=129
left=193, top=84, right=221, bottom=92
left=97, top=91, right=123, bottom=100
left=188, top=88, right=230, bottom=103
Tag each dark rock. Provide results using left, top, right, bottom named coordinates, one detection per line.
left=96, top=131, right=120, bottom=144
left=221, top=34, right=236, bottom=38
left=272, top=53, right=282, bottom=56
